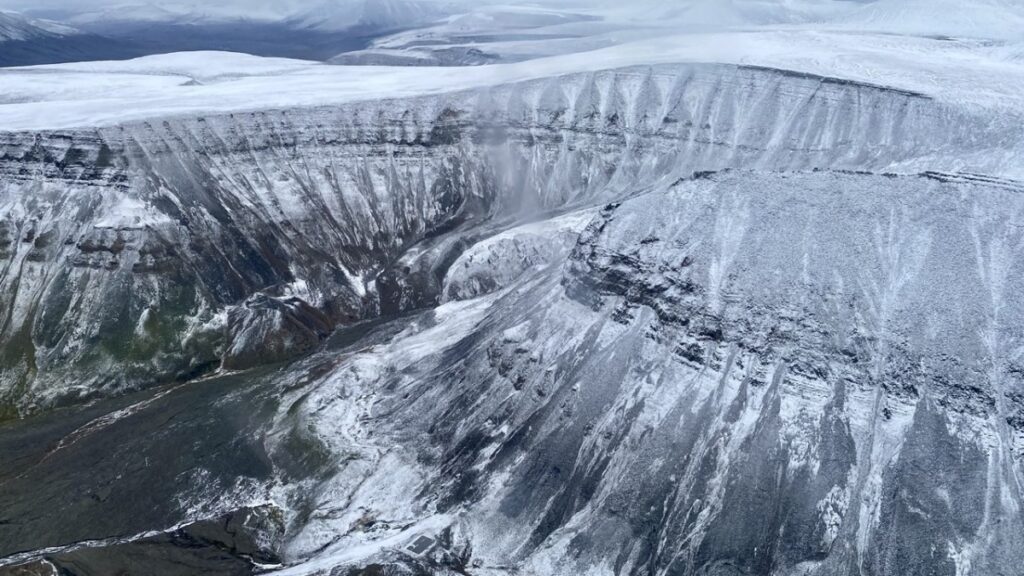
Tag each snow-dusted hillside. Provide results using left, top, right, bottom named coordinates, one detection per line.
left=61, top=3, right=192, bottom=25
left=332, top=0, right=1024, bottom=67
left=329, top=3, right=609, bottom=65
left=288, top=0, right=452, bottom=32
left=0, top=9, right=143, bottom=67
left=1, top=4, right=1024, bottom=576
left=840, top=0, right=1024, bottom=40
left=1, top=0, right=457, bottom=66
left=0, top=9, right=78, bottom=41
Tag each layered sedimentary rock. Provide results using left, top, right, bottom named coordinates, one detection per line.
left=1, top=62, right=1023, bottom=576
left=2, top=63, right=1016, bottom=414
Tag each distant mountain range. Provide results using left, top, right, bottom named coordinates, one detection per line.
left=0, top=9, right=77, bottom=40
left=0, top=10, right=145, bottom=66
left=3, top=0, right=1022, bottom=69
left=287, top=0, right=451, bottom=32
left=0, top=0, right=460, bottom=67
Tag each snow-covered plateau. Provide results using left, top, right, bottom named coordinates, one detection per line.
left=1, top=18, right=1024, bottom=576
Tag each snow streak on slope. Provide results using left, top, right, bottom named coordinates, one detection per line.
left=9, top=62, right=1016, bottom=411
left=1, top=7, right=1024, bottom=576
left=261, top=170, right=1024, bottom=575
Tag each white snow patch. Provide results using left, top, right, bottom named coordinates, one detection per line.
left=4, top=31, right=1024, bottom=130
left=94, top=196, right=173, bottom=229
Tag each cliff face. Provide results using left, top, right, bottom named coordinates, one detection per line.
left=1, top=62, right=1023, bottom=576
left=0, top=63, right=1008, bottom=414
left=256, top=169, right=1024, bottom=576
left=459, top=170, right=1024, bottom=576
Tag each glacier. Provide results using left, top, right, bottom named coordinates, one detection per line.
left=1, top=17, right=1023, bottom=576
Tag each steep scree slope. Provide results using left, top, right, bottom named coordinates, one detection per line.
left=1, top=62, right=1023, bottom=576
left=0, top=63, right=1013, bottom=415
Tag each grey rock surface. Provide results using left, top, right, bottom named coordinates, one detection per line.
left=0, top=63, right=1022, bottom=576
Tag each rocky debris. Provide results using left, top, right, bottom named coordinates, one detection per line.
left=223, top=294, right=333, bottom=371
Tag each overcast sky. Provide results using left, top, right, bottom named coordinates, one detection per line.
left=9, top=0, right=442, bottom=12
left=1, top=0, right=871, bottom=16
left=0, top=0, right=328, bottom=18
